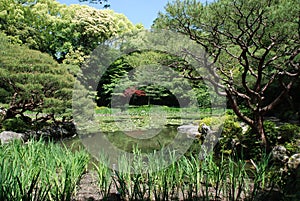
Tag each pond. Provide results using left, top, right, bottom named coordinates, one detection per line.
left=63, top=125, right=198, bottom=167
left=64, top=106, right=226, bottom=167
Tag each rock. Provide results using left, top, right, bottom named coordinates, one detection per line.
left=0, top=131, right=26, bottom=144
left=288, top=153, right=300, bottom=169
left=240, top=122, right=249, bottom=134
left=25, top=122, right=77, bottom=140
left=177, top=124, right=200, bottom=138
left=177, top=124, right=199, bottom=134
left=272, top=145, right=289, bottom=163
left=201, top=123, right=212, bottom=136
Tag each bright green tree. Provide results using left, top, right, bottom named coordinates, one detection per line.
left=154, top=0, right=300, bottom=148
left=0, top=0, right=139, bottom=63
left=0, top=33, right=74, bottom=127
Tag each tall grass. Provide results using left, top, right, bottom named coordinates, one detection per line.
left=94, top=147, right=282, bottom=201
left=94, top=152, right=113, bottom=200
left=0, top=136, right=282, bottom=200
left=0, top=139, right=89, bottom=201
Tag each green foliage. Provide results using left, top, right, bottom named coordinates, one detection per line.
left=0, top=88, right=10, bottom=104
left=1, top=117, right=30, bottom=132
left=94, top=152, right=113, bottom=199
left=93, top=148, right=283, bottom=200
left=97, top=50, right=208, bottom=107
left=199, top=113, right=240, bottom=133
left=264, top=121, right=279, bottom=146
left=0, top=139, right=89, bottom=201
left=72, top=80, right=98, bottom=133
left=284, top=141, right=300, bottom=155
left=199, top=114, right=299, bottom=159
left=200, top=114, right=244, bottom=155
left=0, top=0, right=138, bottom=63
left=279, top=123, right=300, bottom=154
left=0, top=33, right=74, bottom=125
left=241, top=122, right=300, bottom=156
left=224, top=120, right=300, bottom=159
left=278, top=123, right=300, bottom=143
left=154, top=0, right=300, bottom=147
left=218, top=117, right=243, bottom=155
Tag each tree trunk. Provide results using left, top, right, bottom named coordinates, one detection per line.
left=1, top=109, right=17, bottom=122
left=254, top=113, right=269, bottom=151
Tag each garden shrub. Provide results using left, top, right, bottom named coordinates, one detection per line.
left=264, top=120, right=279, bottom=146
left=238, top=128, right=263, bottom=159
left=199, top=114, right=300, bottom=160
left=278, top=123, right=300, bottom=154
left=199, top=114, right=243, bottom=156
left=237, top=120, right=278, bottom=159
left=218, top=116, right=243, bottom=155
left=285, top=141, right=300, bottom=155
left=278, top=123, right=300, bottom=143
left=198, top=114, right=228, bottom=132
left=239, top=121, right=300, bottom=159
left=2, top=116, right=30, bottom=132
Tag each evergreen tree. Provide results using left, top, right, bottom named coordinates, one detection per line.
left=0, top=33, right=74, bottom=127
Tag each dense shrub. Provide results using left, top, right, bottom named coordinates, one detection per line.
left=264, top=121, right=279, bottom=146
left=199, top=112, right=300, bottom=160
left=237, top=120, right=279, bottom=159
left=238, top=121, right=300, bottom=159
left=1, top=116, right=30, bottom=132
left=218, top=116, right=243, bottom=155
left=278, top=123, right=300, bottom=143
left=199, top=113, right=243, bottom=156
left=279, top=123, right=300, bottom=154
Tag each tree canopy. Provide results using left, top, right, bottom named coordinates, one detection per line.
left=154, top=0, right=300, bottom=147
left=0, top=0, right=139, bottom=63
left=97, top=50, right=209, bottom=107
left=0, top=33, right=74, bottom=127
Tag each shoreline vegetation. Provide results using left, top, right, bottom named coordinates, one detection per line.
left=1, top=106, right=299, bottom=201
left=0, top=139, right=299, bottom=201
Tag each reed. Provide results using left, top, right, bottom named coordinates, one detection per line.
left=94, top=153, right=113, bottom=200
left=92, top=147, right=283, bottom=201
left=249, top=153, right=279, bottom=200
left=0, top=139, right=89, bottom=201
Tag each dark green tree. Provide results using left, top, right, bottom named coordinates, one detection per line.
left=154, top=0, right=300, bottom=148
left=0, top=33, right=74, bottom=127
left=97, top=50, right=207, bottom=107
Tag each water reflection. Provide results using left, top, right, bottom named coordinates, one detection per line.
left=80, top=125, right=194, bottom=169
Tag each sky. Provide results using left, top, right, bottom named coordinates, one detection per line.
left=57, top=0, right=170, bottom=29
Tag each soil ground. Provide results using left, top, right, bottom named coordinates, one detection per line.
left=74, top=172, right=122, bottom=201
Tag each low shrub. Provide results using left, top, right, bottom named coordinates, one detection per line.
left=279, top=123, right=300, bottom=154
left=199, top=114, right=243, bottom=156
left=278, top=123, right=300, bottom=143
left=1, top=116, right=31, bottom=132
left=264, top=120, right=279, bottom=146
left=218, top=116, right=243, bottom=155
